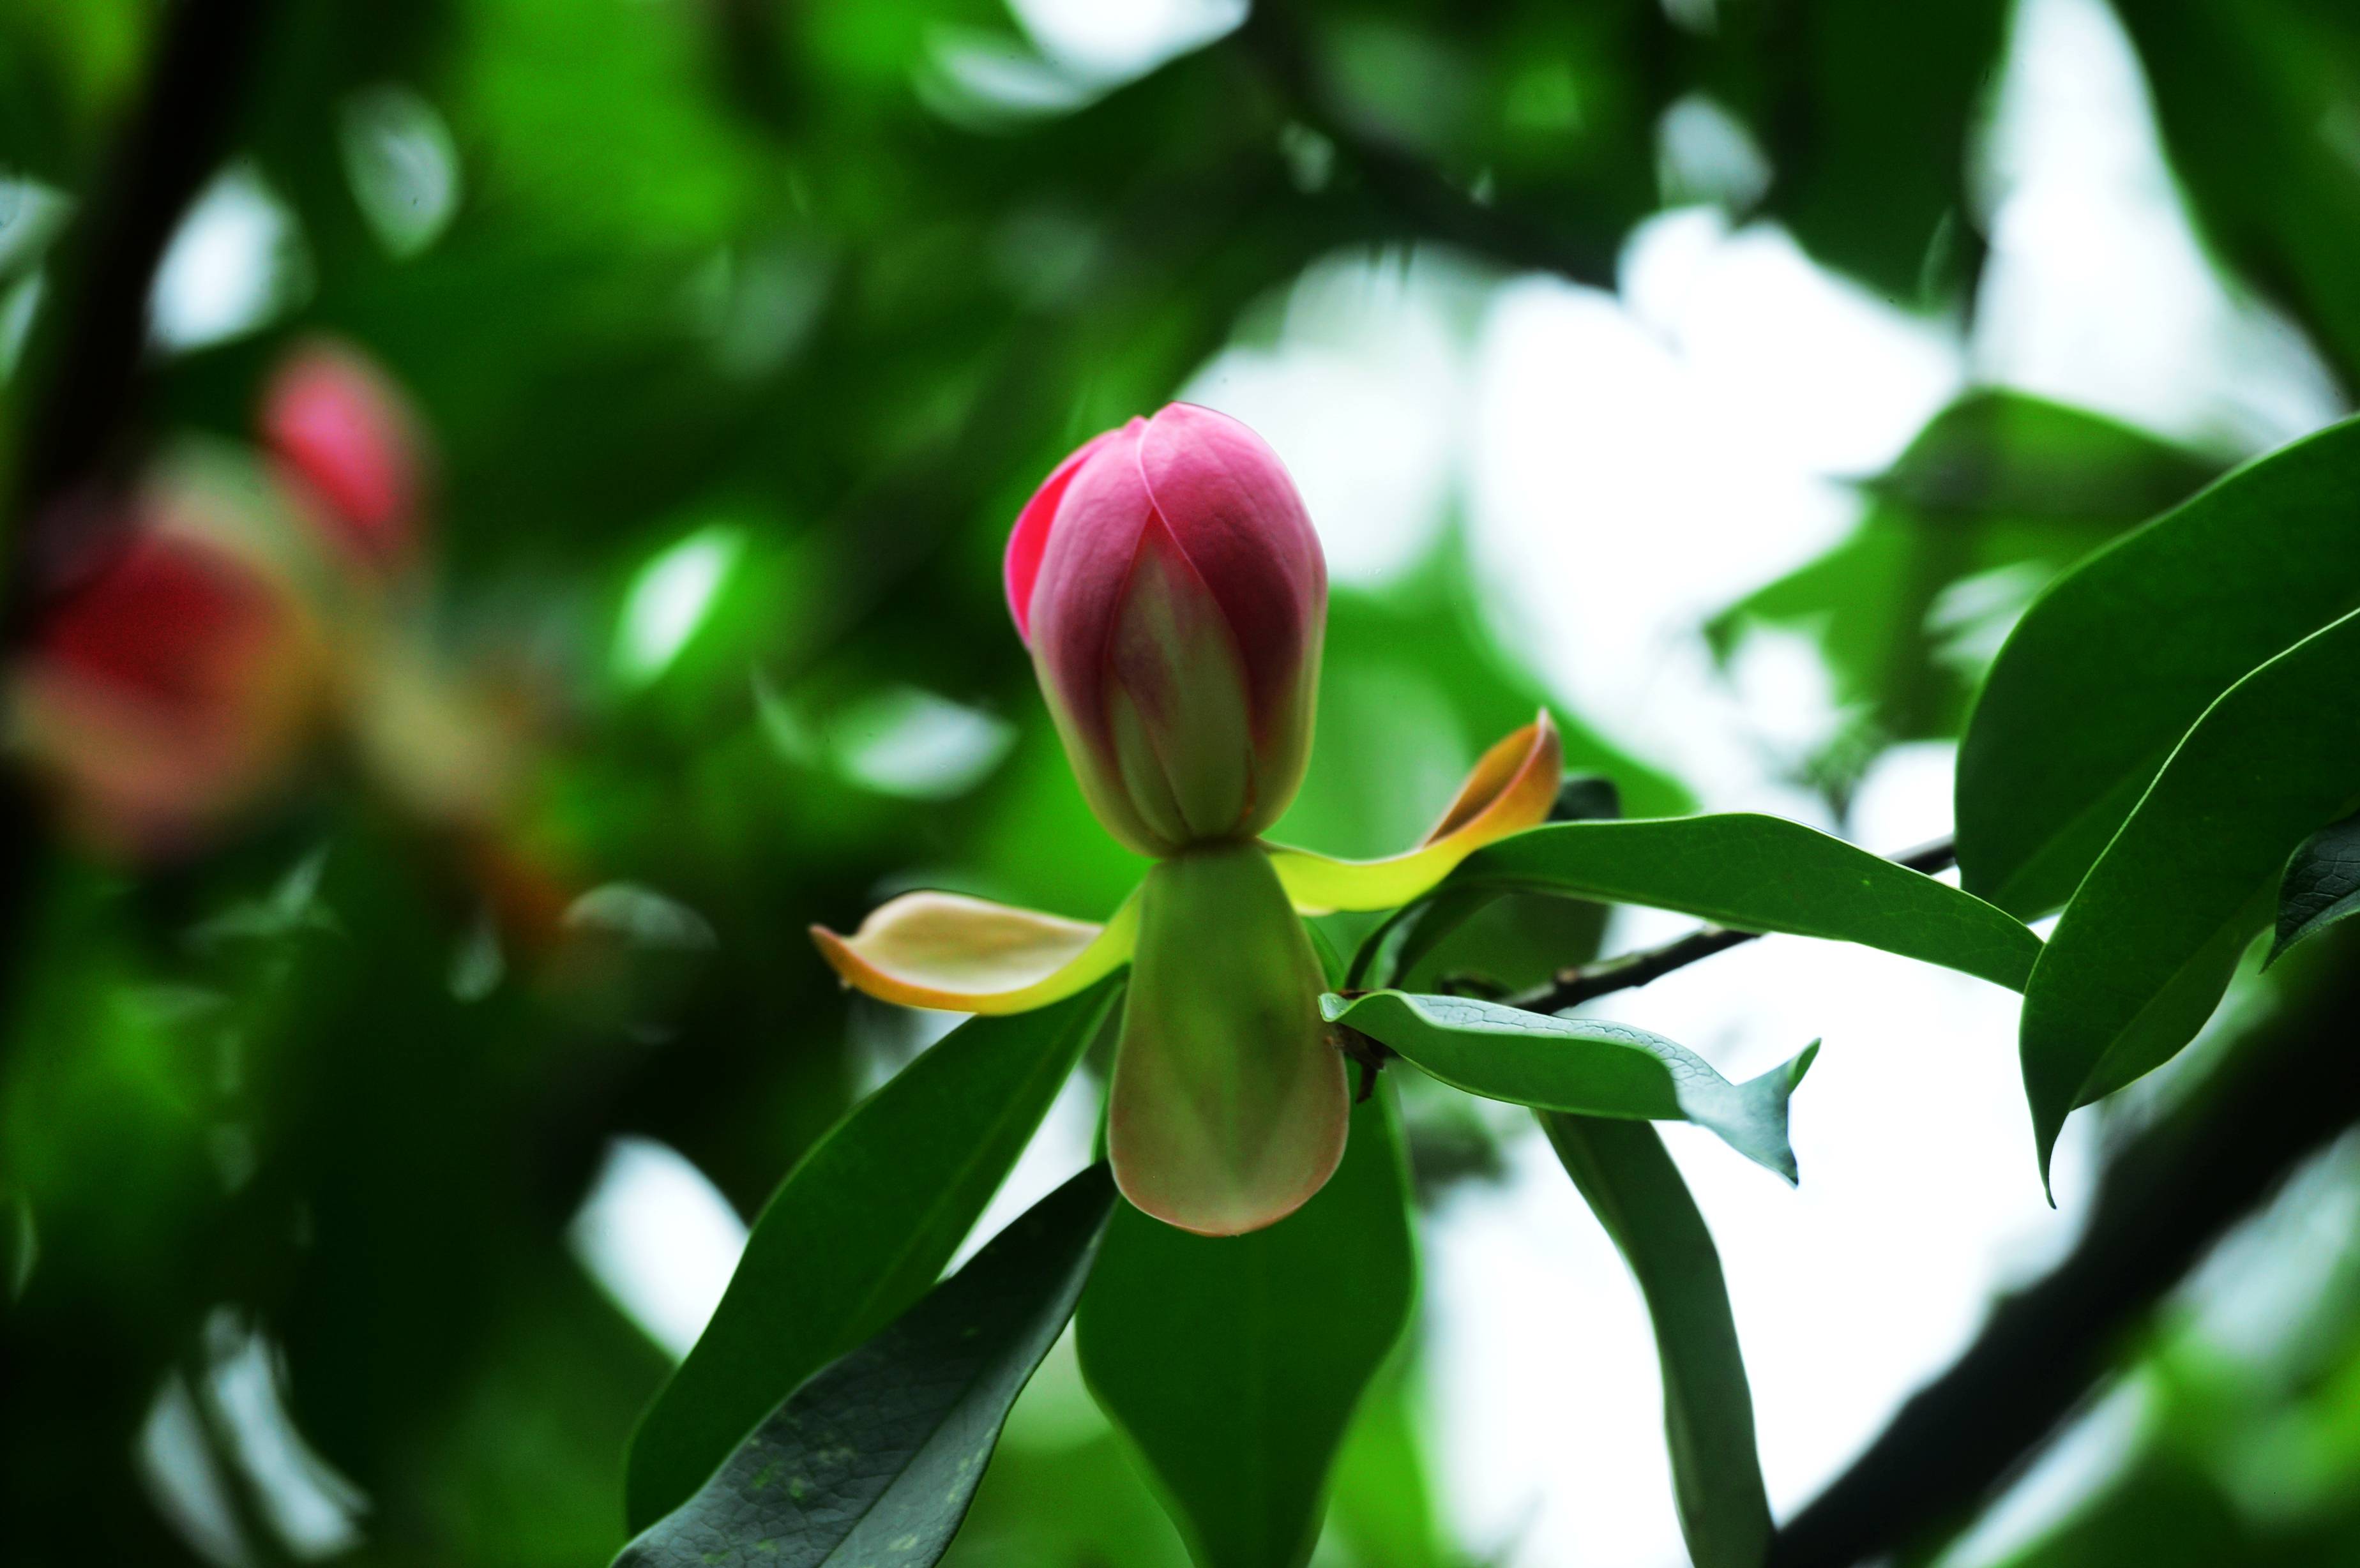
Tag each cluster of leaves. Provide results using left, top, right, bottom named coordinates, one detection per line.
left=3, top=1, right=2359, bottom=1567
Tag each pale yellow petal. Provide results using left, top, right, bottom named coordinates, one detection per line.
left=811, top=886, right=1140, bottom=1014
left=1266, top=711, right=1562, bottom=912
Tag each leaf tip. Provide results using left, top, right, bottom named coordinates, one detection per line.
left=1787, top=1037, right=1822, bottom=1090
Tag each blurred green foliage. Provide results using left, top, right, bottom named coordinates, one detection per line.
left=1, top=0, right=2357, bottom=1565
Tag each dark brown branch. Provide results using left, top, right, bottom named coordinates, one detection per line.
left=7, top=0, right=279, bottom=579
left=0, top=0, right=278, bottom=977
left=1769, top=937, right=2360, bottom=1566
left=1502, top=834, right=1960, bottom=1014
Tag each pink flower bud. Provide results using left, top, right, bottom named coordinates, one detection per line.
left=18, top=505, right=321, bottom=857
left=260, top=338, right=428, bottom=573
left=1004, top=404, right=1325, bottom=857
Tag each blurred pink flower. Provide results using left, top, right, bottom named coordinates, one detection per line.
left=260, top=336, right=430, bottom=575
left=17, top=492, right=321, bottom=857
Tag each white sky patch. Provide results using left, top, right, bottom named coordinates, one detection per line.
left=151, top=163, right=312, bottom=353
left=1004, top=0, right=1246, bottom=89
left=1462, top=210, right=1963, bottom=810
left=340, top=84, right=462, bottom=259
left=829, top=686, right=1017, bottom=801
left=569, top=1136, right=750, bottom=1361
left=1657, top=94, right=1773, bottom=211
left=1971, top=0, right=2347, bottom=452
left=139, top=1372, right=255, bottom=1568
left=614, top=524, right=744, bottom=686
left=1423, top=747, right=2097, bottom=1567
left=1182, top=250, right=1480, bottom=588
left=0, top=174, right=72, bottom=279
left=136, top=1310, right=370, bottom=1566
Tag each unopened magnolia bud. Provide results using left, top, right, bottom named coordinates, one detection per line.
left=1004, top=403, right=1325, bottom=857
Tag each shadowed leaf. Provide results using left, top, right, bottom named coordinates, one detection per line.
left=614, top=1164, right=1116, bottom=1568
left=1077, top=1091, right=1416, bottom=1568
left=626, top=982, right=1117, bottom=1528
left=2268, top=810, right=2360, bottom=967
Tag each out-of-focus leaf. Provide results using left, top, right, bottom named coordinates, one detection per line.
left=1077, top=1091, right=1414, bottom=1568
left=2271, top=810, right=2360, bottom=966
left=1436, top=815, right=2040, bottom=990
left=1712, top=392, right=2223, bottom=760
left=1956, top=416, right=2360, bottom=918
left=614, top=1165, right=1115, bottom=1568
left=624, top=982, right=1117, bottom=1529
left=1540, top=1114, right=1772, bottom=1568
left=1760, top=0, right=2009, bottom=299
left=2115, top=0, right=2360, bottom=389
left=940, top=1423, right=1193, bottom=1568
left=1866, top=391, right=2225, bottom=524
left=2021, top=607, right=2360, bottom=1177
left=1324, top=991, right=1815, bottom=1182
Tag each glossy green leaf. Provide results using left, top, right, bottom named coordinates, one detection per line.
left=2021, top=607, right=2360, bottom=1176
left=2268, top=810, right=2360, bottom=967
left=625, top=982, right=1117, bottom=1529
left=1540, top=1115, right=1772, bottom=1568
left=1322, top=991, right=1816, bottom=1183
left=614, top=1164, right=1116, bottom=1568
left=1437, top=815, right=2039, bottom=990
left=1956, top=416, right=2360, bottom=918
left=1077, top=1090, right=1416, bottom=1568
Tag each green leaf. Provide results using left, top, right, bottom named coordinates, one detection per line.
left=614, top=1164, right=1116, bottom=1568
left=1321, top=991, right=1816, bottom=1183
left=2020, top=606, right=2360, bottom=1176
left=1711, top=393, right=2224, bottom=764
left=1539, top=1115, right=1772, bottom=1568
left=1077, top=1090, right=1416, bottom=1568
left=624, top=982, right=1117, bottom=1530
left=1322, top=1357, right=1449, bottom=1568
left=2268, top=810, right=2360, bottom=967
left=1438, top=815, right=2040, bottom=990
left=1956, top=416, right=2360, bottom=918
left=1865, top=389, right=2223, bottom=525
left=1760, top=0, right=2010, bottom=302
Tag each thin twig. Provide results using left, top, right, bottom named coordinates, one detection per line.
left=1502, top=834, right=1959, bottom=1014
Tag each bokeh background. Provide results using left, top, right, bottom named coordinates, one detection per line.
left=3, top=0, right=2357, bottom=1564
